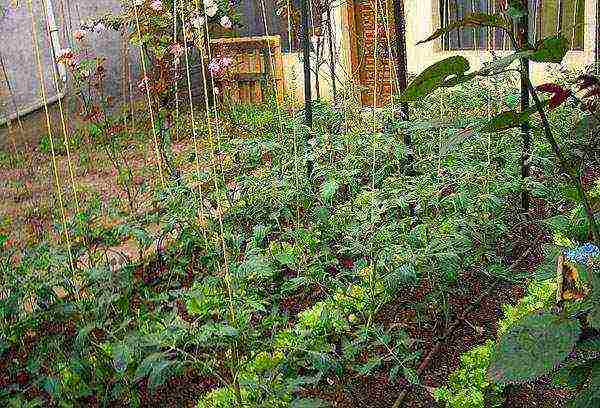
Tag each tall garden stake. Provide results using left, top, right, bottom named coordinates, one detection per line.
left=301, top=0, right=313, bottom=128
left=518, top=0, right=531, bottom=212
left=596, top=0, right=600, bottom=70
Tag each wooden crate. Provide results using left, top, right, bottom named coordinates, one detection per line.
left=209, top=36, right=285, bottom=106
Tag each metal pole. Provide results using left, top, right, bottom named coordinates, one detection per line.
left=301, top=0, right=313, bottom=127
left=518, top=0, right=531, bottom=212
left=392, top=0, right=413, bottom=174
left=326, top=4, right=337, bottom=104
left=392, top=0, right=409, bottom=121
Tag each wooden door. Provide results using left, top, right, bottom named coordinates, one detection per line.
left=348, top=0, right=396, bottom=107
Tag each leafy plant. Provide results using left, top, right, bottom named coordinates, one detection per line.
left=435, top=278, right=558, bottom=407
left=400, top=0, right=600, bottom=243
left=433, top=341, right=503, bottom=408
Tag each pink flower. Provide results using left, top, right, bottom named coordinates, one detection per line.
left=73, top=30, right=86, bottom=41
left=221, top=57, right=233, bottom=67
left=169, top=43, right=185, bottom=58
left=208, top=59, right=225, bottom=77
left=220, top=16, right=232, bottom=29
left=150, top=0, right=163, bottom=11
left=208, top=57, right=234, bottom=78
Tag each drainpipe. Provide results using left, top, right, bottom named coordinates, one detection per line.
left=0, top=0, right=66, bottom=126
left=45, top=0, right=67, bottom=83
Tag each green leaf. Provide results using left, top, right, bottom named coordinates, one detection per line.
left=88, top=123, right=102, bottom=137
left=552, top=363, right=593, bottom=391
left=478, top=51, right=533, bottom=76
left=389, top=365, right=401, bottom=382
left=567, top=388, right=600, bottom=408
left=399, top=56, right=471, bottom=101
left=566, top=363, right=600, bottom=408
left=320, top=179, right=339, bottom=202
left=577, top=338, right=600, bottom=353
left=507, top=1, right=527, bottom=18
left=356, top=357, right=383, bottom=375
left=403, top=366, right=420, bottom=385
left=291, top=398, right=330, bottom=408
left=417, top=13, right=509, bottom=45
left=75, top=323, right=98, bottom=351
left=505, top=93, right=521, bottom=108
left=0, top=234, right=7, bottom=247
left=587, top=305, right=600, bottom=330
left=441, top=72, right=478, bottom=88
left=134, top=352, right=175, bottom=389
left=480, top=106, right=541, bottom=132
left=488, top=312, right=581, bottom=384
left=529, top=35, right=569, bottom=63
left=42, top=376, right=60, bottom=397
left=439, top=128, right=476, bottom=156
left=112, top=343, right=131, bottom=373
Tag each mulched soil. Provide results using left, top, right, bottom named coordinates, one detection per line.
left=301, top=270, right=570, bottom=408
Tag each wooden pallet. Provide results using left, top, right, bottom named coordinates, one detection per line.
left=209, top=36, right=285, bottom=106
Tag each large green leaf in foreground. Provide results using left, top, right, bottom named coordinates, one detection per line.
left=488, top=311, right=580, bottom=384
left=399, top=56, right=471, bottom=102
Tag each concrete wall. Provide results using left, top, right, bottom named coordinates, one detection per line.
left=0, top=0, right=134, bottom=125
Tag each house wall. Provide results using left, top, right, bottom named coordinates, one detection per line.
left=1, top=0, right=597, bottom=136
left=280, top=4, right=351, bottom=103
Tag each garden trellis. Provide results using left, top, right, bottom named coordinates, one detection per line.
left=1, top=0, right=600, bottom=406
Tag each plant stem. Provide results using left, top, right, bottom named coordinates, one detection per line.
left=516, top=2, right=531, bottom=212
left=506, top=30, right=599, bottom=242
left=231, top=346, right=243, bottom=406
left=524, top=78, right=600, bottom=243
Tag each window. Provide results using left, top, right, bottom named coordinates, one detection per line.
left=439, top=0, right=586, bottom=51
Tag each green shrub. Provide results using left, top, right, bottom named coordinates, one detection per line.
left=433, top=340, right=503, bottom=408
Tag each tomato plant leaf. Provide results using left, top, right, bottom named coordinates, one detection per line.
left=480, top=106, right=539, bottom=132
left=291, top=398, right=330, bottom=408
left=320, top=179, right=339, bottom=202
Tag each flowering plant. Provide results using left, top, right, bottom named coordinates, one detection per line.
left=207, top=55, right=236, bottom=96
left=56, top=45, right=110, bottom=125
left=123, top=0, right=239, bottom=65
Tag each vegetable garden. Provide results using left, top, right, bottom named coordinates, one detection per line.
left=2, top=0, right=600, bottom=407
